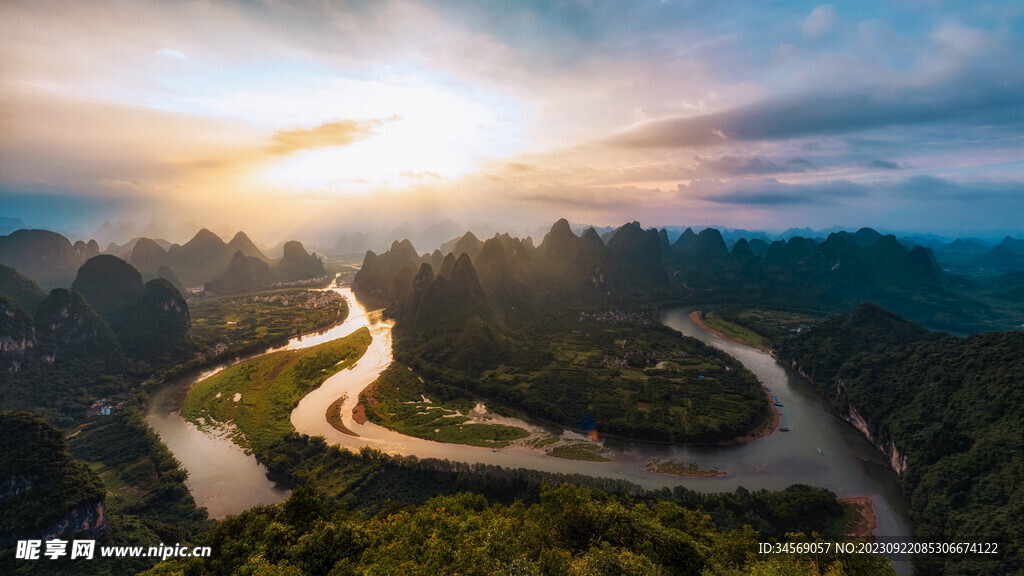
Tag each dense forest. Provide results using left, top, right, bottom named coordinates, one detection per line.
left=0, top=411, right=209, bottom=576
left=774, top=304, right=1024, bottom=575
left=140, top=484, right=894, bottom=576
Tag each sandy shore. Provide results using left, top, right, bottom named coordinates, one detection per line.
left=688, top=310, right=771, bottom=352
left=839, top=496, right=878, bottom=541
left=326, top=396, right=357, bottom=436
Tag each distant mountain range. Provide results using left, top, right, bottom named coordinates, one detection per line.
left=0, top=226, right=331, bottom=422
left=0, top=229, right=100, bottom=290
left=3, top=220, right=1022, bottom=332
left=355, top=220, right=1024, bottom=334
left=0, top=228, right=326, bottom=293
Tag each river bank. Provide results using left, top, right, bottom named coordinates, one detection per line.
left=149, top=293, right=913, bottom=568
left=688, top=310, right=771, bottom=352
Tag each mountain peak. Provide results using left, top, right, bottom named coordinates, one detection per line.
left=672, top=227, right=698, bottom=250
left=539, top=219, right=580, bottom=261
left=282, top=240, right=309, bottom=261
left=228, top=231, right=269, bottom=262
left=190, top=228, right=224, bottom=245
left=550, top=218, right=572, bottom=235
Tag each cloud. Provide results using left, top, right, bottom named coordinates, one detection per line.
left=606, top=84, right=1024, bottom=149
left=516, top=185, right=656, bottom=210
left=400, top=171, right=442, bottom=180
left=683, top=178, right=868, bottom=206
left=267, top=117, right=398, bottom=155
left=696, top=155, right=812, bottom=175
left=155, top=48, right=187, bottom=61
left=802, top=5, right=837, bottom=40
left=788, top=158, right=815, bottom=170
left=504, top=162, right=537, bottom=172
left=867, top=159, right=900, bottom=170
left=889, top=175, right=1024, bottom=202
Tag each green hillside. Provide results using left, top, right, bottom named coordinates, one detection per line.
left=776, top=305, right=1024, bottom=575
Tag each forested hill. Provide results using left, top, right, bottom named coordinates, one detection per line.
left=0, top=256, right=193, bottom=425
left=352, top=221, right=770, bottom=445
left=775, top=304, right=1024, bottom=575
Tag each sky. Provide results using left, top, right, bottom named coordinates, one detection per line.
left=1, top=0, right=1023, bottom=243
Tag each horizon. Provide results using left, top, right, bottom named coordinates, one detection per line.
left=5, top=216, right=1023, bottom=258
left=2, top=1, right=1023, bottom=241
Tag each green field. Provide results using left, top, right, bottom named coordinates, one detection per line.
left=361, top=363, right=530, bottom=448
left=525, top=434, right=560, bottom=448
left=712, top=306, right=826, bottom=345
left=700, top=310, right=772, bottom=349
left=546, top=441, right=610, bottom=462
left=646, top=456, right=725, bottom=477
left=190, top=288, right=348, bottom=360
left=182, top=328, right=371, bottom=452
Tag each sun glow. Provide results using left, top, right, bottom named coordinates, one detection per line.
left=260, top=75, right=523, bottom=193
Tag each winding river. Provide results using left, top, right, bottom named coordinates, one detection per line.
left=148, top=280, right=912, bottom=571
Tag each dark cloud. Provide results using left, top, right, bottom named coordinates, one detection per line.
left=687, top=178, right=868, bottom=206
left=607, top=84, right=1024, bottom=149
left=267, top=116, right=399, bottom=155
left=867, top=159, right=901, bottom=170
left=889, top=175, right=1024, bottom=201
left=688, top=175, right=1024, bottom=212
left=696, top=155, right=812, bottom=175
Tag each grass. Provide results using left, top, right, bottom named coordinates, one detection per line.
left=700, top=311, right=771, bottom=349
left=361, top=363, right=531, bottom=448
left=837, top=497, right=877, bottom=542
left=713, top=306, right=827, bottom=344
left=182, top=327, right=371, bottom=452
left=646, top=457, right=725, bottom=477
left=526, top=434, right=561, bottom=448
left=546, top=442, right=610, bottom=462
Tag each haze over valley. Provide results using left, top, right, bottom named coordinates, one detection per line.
left=2, top=2, right=1023, bottom=576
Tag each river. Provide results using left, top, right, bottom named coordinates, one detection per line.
left=148, top=283, right=912, bottom=571
left=145, top=279, right=376, bottom=518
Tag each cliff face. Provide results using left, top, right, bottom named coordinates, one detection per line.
left=34, top=501, right=110, bottom=544
left=0, top=478, right=109, bottom=546
left=791, top=361, right=908, bottom=476
left=0, top=412, right=109, bottom=547
left=844, top=404, right=908, bottom=475
left=0, top=296, right=37, bottom=371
